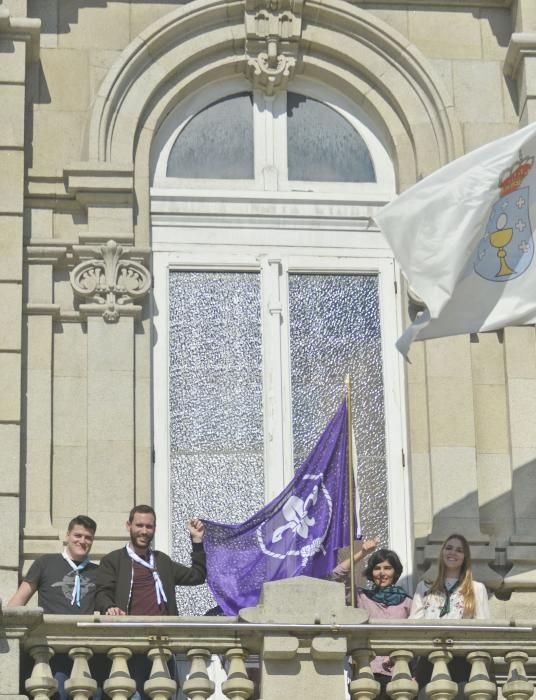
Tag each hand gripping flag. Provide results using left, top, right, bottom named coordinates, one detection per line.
left=375, top=122, right=536, bottom=355
left=203, top=400, right=358, bottom=615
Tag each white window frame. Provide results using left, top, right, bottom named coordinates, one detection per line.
left=150, top=76, right=413, bottom=587
left=152, top=242, right=413, bottom=585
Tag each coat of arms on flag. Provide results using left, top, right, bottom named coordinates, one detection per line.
left=474, top=155, right=534, bottom=282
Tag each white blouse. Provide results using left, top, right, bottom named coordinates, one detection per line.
left=410, top=579, right=490, bottom=619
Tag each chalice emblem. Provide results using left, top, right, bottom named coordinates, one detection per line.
left=489, top=212, right=514, bottom=277
left=474, top=153, right=534, bottom=283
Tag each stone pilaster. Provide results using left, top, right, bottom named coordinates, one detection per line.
left=417, top=335, right=501, bottom=590
left=501, top=327, right=536, bottom=589
left=0, top=6, right=39, bottom=599
left=70, top=240, right=151, bottom=534
left=23, top=246, right=66, bottom=548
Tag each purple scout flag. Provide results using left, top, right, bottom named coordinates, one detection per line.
left=203, top=400, right=357, bottom=615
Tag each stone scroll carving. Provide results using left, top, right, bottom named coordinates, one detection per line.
left=245, top=0, right=303, bottom=94
left=70, top=240, right=151, bottom=322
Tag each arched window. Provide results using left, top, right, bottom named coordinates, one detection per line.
left=152, top=79, right=393, bottom=194
left=151, top=79, right=408, bottom=615
left=167, top=93, right=254, bottom=179
left=286, top=92, right=375, bottom=182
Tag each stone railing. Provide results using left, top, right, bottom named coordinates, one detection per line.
left=2, top=577, right=536, bottom=700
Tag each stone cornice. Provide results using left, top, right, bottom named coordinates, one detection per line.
left=504, top=32, right=536, bottom=79
left=0, top=7, right=41, bottom=63
left=26, top=171, right=72, bottom=200
left=24, top=245, right=67, bottom=265
left=64, top=162, right=135, bottom=207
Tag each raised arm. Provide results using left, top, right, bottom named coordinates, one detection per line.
left=335, top=537, right=380, bottom=575
left=188, top=518, right=205, bottom=543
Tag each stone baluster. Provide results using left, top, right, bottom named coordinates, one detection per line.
left=25, top=645, right=58, bottom=700
left=502, top=651, right=534, bottom=700
left=221, top=647, right=254, bottom=700
left=64, top=647, right=97, bottom=700
left=144, top=647, right=177, bottom=700
left=464, top=651, right=496, bottom=700
left=386, top=650, right=418, bottom=700
left=182, top=648, right=215, bottom=700
left=425, top=650, right=457, bottom=700
left=103, top=647, right=137, bottom=700
left=349, top=649, right=380, bottom=700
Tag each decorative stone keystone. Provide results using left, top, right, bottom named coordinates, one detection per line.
left=182, top=648, right=215, bottom=700
left=103, top=647, right=137, bottom=700
left=64, top=646, right=97, bottom=700
left=221, top=647, right=254, bottom=700
left=144, top=647, right=177, bottom=700
left=244, top=0, right=303, bottom=94
left=25, top=645, right=58, bottom=700
left=386, top=650, right=418, bottom=700
left=70, top=239, right=151, bottom=322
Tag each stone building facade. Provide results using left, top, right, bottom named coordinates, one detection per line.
left=1, top=0, right=536, bottom=619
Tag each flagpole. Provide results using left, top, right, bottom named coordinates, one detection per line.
left=345, top=373, right=357, bottom=608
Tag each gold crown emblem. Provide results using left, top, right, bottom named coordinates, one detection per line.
left=499, top=154, right=534, bottom=197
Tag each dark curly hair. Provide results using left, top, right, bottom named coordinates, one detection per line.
left=363, top=548, right=403, bottom=584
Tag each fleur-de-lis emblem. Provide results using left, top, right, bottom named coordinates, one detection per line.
left=271, top=486, right=319, bottom=542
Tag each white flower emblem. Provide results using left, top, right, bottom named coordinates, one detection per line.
left=271, top=487, right=319, bottom=543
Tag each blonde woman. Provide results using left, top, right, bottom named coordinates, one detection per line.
left=410, top=533, right=489, bottom=620
left=410, top=534, right=490, bottom=688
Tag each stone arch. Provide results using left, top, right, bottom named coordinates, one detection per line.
left=86, top=0, right=462, bottom=239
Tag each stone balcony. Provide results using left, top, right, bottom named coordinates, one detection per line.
left=1, top=577, right=536, bottom=700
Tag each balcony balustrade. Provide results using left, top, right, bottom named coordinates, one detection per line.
left=1, top=577, right=535, bottom=700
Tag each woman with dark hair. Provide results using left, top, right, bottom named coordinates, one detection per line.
left=332, top=539, right=411, bottom=695
left=410, top=534, right=490, bottom=689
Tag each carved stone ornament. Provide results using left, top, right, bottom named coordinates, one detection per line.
left=70, top=240, right=151, bottom=322
left=247, top=40, right=296, bottom=95
left=244, top=0, right=303, bottom=95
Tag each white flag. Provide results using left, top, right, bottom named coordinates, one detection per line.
left=375, top=122, right=536, bottom=355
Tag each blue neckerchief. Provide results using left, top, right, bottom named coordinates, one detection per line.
left=439, top=579, right=459, bottom=617
left=62, top=550, right=90, bottom=607
left=363, top=584, right=410, bottom=606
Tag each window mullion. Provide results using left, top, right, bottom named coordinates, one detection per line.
left=261, top=256, right=292, bottom=499
left=260, top=93, right=279, bottom=191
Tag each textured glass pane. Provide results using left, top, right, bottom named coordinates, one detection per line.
left=288, top=274, right=388, bottom=545
left=169, top=272, right=264, bottom=615
left=287, top=93, right=376, bottom=182
left=167, top=93, right=254, bottom=179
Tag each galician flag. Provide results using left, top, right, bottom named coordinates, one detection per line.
left=375, top=122, right=536, bottom=355
left=203, top=400, right=358, bottom=615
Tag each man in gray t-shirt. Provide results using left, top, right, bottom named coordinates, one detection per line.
left=8, top=515, right=100, bottom=698
left=21, top=552, right=98, bottom=614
